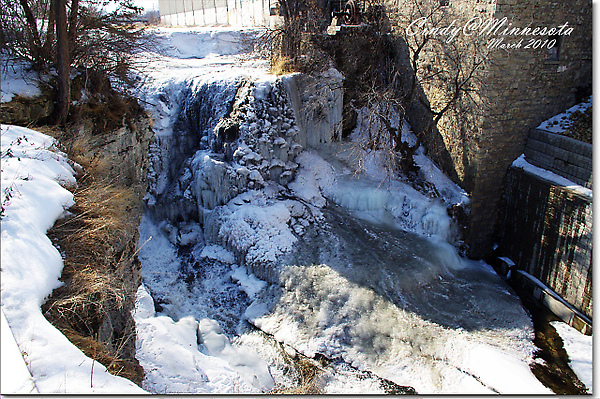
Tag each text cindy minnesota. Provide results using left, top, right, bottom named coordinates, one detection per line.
left=406, top=17, right=574, bottom=43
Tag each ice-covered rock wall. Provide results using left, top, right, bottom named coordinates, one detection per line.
left=283, top=70, right=344, bottom=148
left=145, top=78, right=240, bottom=223
left=144, top=71, right=342, bottom=252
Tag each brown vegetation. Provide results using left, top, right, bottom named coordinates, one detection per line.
left=37, top=102, right=151, bottom=386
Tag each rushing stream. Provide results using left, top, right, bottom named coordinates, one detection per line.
left=132, top=28, right=551, bottom=394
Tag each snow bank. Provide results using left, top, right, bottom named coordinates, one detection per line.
left=0, top=125, right=144, bottom=393
left=550, top=321, right=593, bottom=392
left=512, top=155, right=592, bottom=199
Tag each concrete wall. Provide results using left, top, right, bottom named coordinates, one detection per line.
left=159, top=0, right=272, bottom=26
left=387, top=0, right=592, bottom=257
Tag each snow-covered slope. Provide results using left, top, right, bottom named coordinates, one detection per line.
left=537, top=96, right=592, bottom=134
left=0, top=125, right=145, bottom=394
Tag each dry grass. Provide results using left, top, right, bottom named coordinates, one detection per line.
left=39, top=121, right=146, bottom=387
left=268, top=347, right=326, bottom=395
left=270, top=55, right=298, bottom=76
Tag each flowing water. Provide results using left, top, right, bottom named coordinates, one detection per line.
left=133, top=29, right=551, bottom=394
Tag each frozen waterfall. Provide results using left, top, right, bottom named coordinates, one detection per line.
left=134, top=29, right=550, bottom=395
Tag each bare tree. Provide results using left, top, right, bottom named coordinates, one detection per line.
left=1, top=0, right=151, bottom=124
left=341, top=0, right=489, bottom=175
left=55, top=0, right=71, bottom=124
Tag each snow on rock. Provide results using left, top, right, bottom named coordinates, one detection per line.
left=136, top=216, right=276, bottom=394
left=413, top=153, right=470, bottom=206
left=134, top=273, right=273, bottom=393
left=209, top=191, right=299, bottom=283
left=550, top=321, right=593, bottom=392
left=537, top=96, right=592, bottom=134
left=512, top=155, right=592, bottom=199
left=0, top=125, right=144, bottom=393
left=288, top=150, right=336, bottom=208
left=350, top=107, right=469, bottom=208
left=231, top=266, right=268, bottom=298
left=199, top=244, right=236, bottom=264
left=0, top=62, right=42, bottom=103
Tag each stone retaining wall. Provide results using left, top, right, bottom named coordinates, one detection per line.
left=499, top=166, right=592, bottom=321
left=524, top=128, right=592, bottom=188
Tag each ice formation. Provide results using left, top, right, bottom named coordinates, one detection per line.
left=133, top=27, right=551, bottom=395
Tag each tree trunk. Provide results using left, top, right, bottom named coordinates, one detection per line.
left=19, top=0, right=43, bottom=69
left=42, top=4, right=56, bottom=64
left=54, top=0, right=70, bottom=125
left=67, top=0, right=79, bottom=50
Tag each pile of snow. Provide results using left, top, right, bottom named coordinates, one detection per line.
left=0, top=61, right=42, bottom=103
left=512, top=155, right=592, bottom=199
left=537, top=96, right=592, bottom=134
left=134, top=285, right=274, bottom=394
left=550, top=321, right=593, bottom=392
left=0, top=125, right=144, bottom=393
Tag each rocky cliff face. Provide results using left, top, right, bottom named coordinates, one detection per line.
left=37, top=100, right=154, bottom=385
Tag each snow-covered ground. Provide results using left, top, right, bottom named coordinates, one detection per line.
left=551, top=321, right=593, bottom=392
left=0, top=59, right=42, bottom=102
left=0, top=125, right=145, bottom=393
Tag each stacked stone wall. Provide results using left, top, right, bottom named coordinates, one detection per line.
left=500, top=167, right=592, bottom=320
left=524, top=128, right=592, bottom=188
left=387, top=0, right=592, bottom=257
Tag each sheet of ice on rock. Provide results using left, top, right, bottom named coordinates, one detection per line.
left=245, top=205, right=551, bottom=394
